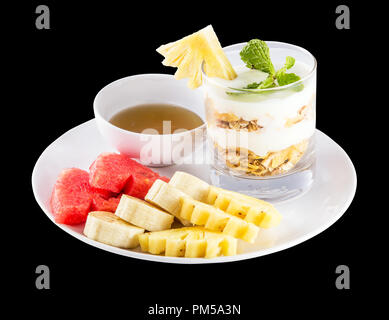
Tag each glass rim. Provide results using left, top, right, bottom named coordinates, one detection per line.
left=201, top=41, right=317, bottom=92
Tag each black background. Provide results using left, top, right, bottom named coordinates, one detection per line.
left=13, top=0, right=376, bottom=317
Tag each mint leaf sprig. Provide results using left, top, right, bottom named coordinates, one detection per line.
left=240, top=39, right=275, bottom=75
left=226, top=40, right=303, bottom=96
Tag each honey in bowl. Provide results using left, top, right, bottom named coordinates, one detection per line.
left=109, top=103, right=204, bottom=134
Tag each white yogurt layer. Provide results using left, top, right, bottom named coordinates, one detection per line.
left=205, top=62, right=316, bottom=156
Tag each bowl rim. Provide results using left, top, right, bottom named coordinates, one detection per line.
left=93, top=73, right=207, bottom=138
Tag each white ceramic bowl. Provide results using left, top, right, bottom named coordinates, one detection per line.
left=93, top=74, right=206, bottom=166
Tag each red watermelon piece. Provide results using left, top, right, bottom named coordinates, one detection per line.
left=91, top=194, right=122, bottom=212
left=50, top=168, right=93, bottom=225
left=123, top=175, right=154, bottom=199
left=123, top=159, right=170, bottom=199
left=159, top=176, right=170, bottom=183
left=89, top=153, right=134, bottom=193
left=51, top=153, right=171, bottom=225
left=90, top=186, right=115, bottom=199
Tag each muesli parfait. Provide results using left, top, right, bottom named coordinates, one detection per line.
left=157, top=25, right=316, bottom=197
left=203, top=40, right=316, bottom=177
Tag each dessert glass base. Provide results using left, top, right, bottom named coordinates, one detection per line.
left=210, top=161, right=315, bottom=203
left=209, top=138, right=316, bottom=203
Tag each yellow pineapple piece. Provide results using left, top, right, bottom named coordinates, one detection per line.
left=206, top=186, right=224, bottom=205
left=157, top=25, right=237, bottom=89
left=223, top=217, right=259, bottom=243
left=222, top=218, right=243, bottom=239
left=225, top=198, right=250, bottom=218
left=245, top=207, right=282, bottom=229
left=179, top=198, right=196, bottom=220
left=139, top=228, right=187, bottom=254
left=244, top=209, right=263, bottom=225
left=208, top=186, right=282, bottom=229
left=204, top=238, right=223, bottom=258
left=138, top=227, right=237, bottom=258
left=220, top=237, right=237, bottom=256
left=185, top=234, right=207, bottom=258
left=204, top=211, right=229, bottom=232
left=241, top=223, right=260, bottom=243
left=176, top=197, right=259, bottom=243
left=213, top=193, right=232, bottom=211
left=165, top=239, right=186, bottom=257
left=138, top=233, right=149, bottom=252
left=185, top=241, right=206, bottom=258
left=148, top=237, right=166, bottom=255
left=145, top=174, right=280, bottom=249
left=168, top=174, right=280, bottom=229
left=191, top=204, right=211, bottom=225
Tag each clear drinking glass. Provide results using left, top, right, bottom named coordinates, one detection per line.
left=203, top=42, right=317, bottom=202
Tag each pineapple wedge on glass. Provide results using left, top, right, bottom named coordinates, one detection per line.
left=138, top=227, right=237, bottom=258
left=156, top=25, right=237, bottom=89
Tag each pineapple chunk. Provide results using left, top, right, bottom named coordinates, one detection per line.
left=245, top=207, right=282, bottom=229
left=138, top=227, right=237, bottom=258
left=180, top=199, right=196, bottom=220
left=209, top=187, right=282, bottom=229
left=223, top=217, right=258, bottom=242
left=204, top=212, right=229, bottom=232
left=225, top=198, right=250, bottom=218
left=166, top=239, right=186, bottom=257
left=191, top=205, right=211, bottom=225
left=204, top=238, right=223, bottom=258
left=170, top=172, right=281, bottom=229
left=206, top=186, right=224, bottom=205
left=185, top=239, right=207, bottom=258
left=213, top=193, right=232, bottom=211
left=148, top=237, right=166, bottom=255
left=157, top=25, right=237, bottom=89
left=178, top=197, right=259, bottom=243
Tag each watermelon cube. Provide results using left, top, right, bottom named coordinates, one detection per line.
left=123, top=159, right=170, bottom=199
left=91, top=194, right=122, bottom=212
left=89, top=152, right=134, bottom=193
left=50, top=153, right=171, bottom=226
left=50, top=168, right=93, bottom=225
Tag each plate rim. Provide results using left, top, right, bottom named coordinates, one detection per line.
left=31, top=119, right=357, bottom=264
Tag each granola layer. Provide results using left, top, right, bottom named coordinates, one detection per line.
left=216, top=140, right=308, bottom=176
left=213, top=104, right=310, bottom=133
left=215, top=112, right=262, bottom=132
left=206, top=97, right=263, bottom=133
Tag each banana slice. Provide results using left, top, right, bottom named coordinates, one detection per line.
left=115, top=195, right=174, bottom=231
left=145, top=179, right=192, bottom=226
left=138, top=227, right=237, bottom=258
left=169, top=171, right=210, bottom=202
left=83, top=211, right=144, bottom=248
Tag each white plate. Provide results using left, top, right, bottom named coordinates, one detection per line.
left=31, top=119, right=357, bottom=264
